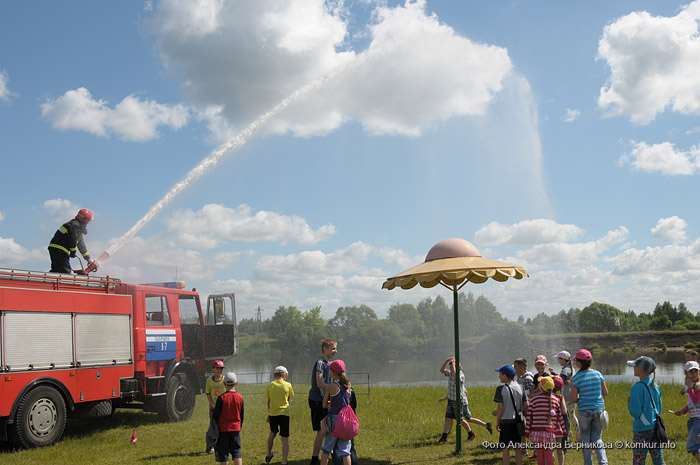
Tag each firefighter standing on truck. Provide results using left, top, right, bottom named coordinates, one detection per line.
left=48, top=209, right=98, bottom=274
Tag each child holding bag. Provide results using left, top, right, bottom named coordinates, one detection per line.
left=627, top=356, right=665, bottom=465
left=320, top=360, right=353, bottom=465
left=525, top=376, right=566, bottom=465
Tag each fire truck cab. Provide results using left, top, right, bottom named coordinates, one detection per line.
left=0, top=267, right=237, bottom=448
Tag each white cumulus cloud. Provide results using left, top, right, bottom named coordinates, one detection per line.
left=563, top=108, right=580, bottom=122
left=252, top=241, right=372, bottom=282
left=147, top=0, right=512, bottom=139
left=0, top=237, right=45, bottom=265
left=165, top=203, right=336, bottom=249
left=619, top=141, right=700, bottom=175
left=652, top=216, right=688, bottom=244
left=41, top=87, right=189, bottom=142
left=0, top=69, right=16, bottom=102
left=598, top=1, right=700, bottom=124
left=43, top=198, right=81, bottom=219
left=474, top=219, right=584, bottom=246
left=609, top=238, right=700, bottom=276
left=512, top=226, right=628, bottom=264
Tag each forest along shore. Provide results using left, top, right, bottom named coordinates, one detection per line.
left=543, top=329, right=700, bottom=352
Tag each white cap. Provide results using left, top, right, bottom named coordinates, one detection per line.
left=686, top=361, right=700, bottom=372
left=274, top=366, right=288, bottom=375
left=224, top=372, right=238, bottom=385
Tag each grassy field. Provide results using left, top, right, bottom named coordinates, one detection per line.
left=0, top=382, right=694, bottom=464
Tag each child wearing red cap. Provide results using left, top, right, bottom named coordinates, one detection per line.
left=206, top=360, right=226, bottom=454
left=320, top=360, right=353, bottom=465
left=571, top=349, right=608, bottom=465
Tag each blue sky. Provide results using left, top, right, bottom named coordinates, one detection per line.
left=2, top=1, right=700, bottom=321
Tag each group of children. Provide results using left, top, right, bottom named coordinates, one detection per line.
left=202, top=345, right=700, bottom=465
left=204, top=338, right=356, bottom=465
left=440, top=349, right=700, bottom=465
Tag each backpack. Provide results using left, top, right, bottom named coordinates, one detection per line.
left=332, top=388, right=359, bottom=440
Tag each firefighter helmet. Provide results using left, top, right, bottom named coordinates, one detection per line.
left=76, top=209, right=93, bottom=224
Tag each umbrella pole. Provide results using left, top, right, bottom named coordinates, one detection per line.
left=453, top=289, right=462, bottom=453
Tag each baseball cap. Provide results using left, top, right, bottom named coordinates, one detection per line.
left=575, top=349, right=592, bottom=361
left=495, top=364, right=516, bottom=379
left=329, top=359, right=346, bottom=374
left=534, top=355, right=547, bottom=365
left=224, top=372, right=238, bottom=385
left=540, top=376, right=555, bottom=391
left=274, top=365, right=288, bottom=375
left=686, top=361, right=700, bottom=372
left=552, top=375, right=564, bottom=391
left=554, top=351, right=571, bottom=360
left=212, top=360, right=225, bottom=368
left=626, top=356, right=656, bottom=373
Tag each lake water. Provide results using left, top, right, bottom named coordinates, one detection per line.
left=227, top=350, right=687, bottom=387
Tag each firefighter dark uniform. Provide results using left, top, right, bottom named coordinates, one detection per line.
left=48, top=210, right=94, bottom=273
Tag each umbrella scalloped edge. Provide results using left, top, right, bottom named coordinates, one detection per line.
left=382, top=266, right=528, bottom=290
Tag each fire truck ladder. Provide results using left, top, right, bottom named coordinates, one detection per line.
left=145, top=376, right=167, bottom=397
left=0, top=267, right=121, bottom=291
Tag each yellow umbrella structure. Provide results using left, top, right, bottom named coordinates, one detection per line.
left=383, top=238, right=528, bottom=452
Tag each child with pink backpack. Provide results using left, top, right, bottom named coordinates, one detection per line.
left=320, top=360, right=358, bottom=465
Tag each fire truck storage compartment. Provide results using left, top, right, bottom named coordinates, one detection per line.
left=75, top=313, right=132, bottom=367
left=0, top=311, right=132, bottom=372
left=2, top=311, right=74, bottom=371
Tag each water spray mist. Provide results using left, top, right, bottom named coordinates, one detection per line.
left=96, top=64, right=351, bottom=266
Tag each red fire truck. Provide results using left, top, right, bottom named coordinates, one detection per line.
left=0, top=267, right=238, bottom=448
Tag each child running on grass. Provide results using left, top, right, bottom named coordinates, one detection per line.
left=213, top=372, right=244, bottom=465
left=437, top=356, right=492, bottom=444
left=206, top=360, right=226, bottom=454
left=265, top=366, right=294, bottom=465
left=674, top=360, right=700, bottom=463
left=525, top=376, right=565, bottom=465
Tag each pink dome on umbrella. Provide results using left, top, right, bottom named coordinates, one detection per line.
left=425, top=238, right=481, bottom=262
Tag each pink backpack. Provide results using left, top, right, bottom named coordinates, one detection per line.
left=332, top=404, right=359, bottom=440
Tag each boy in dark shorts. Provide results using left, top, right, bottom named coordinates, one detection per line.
left=494, top=364, right=527, bottom=465
left=266, top=366, right=294, bottom=464
left=213, top=372, right=244, bottom=465
left=309, top=338, right=337, bottom=465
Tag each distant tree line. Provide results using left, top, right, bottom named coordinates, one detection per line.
left=520, top=301, right=700, bottom=333
left=237, top=295, right=696, bottom=364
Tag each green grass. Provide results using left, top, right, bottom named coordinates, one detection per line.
left=0, top=382, right=693, bottom=464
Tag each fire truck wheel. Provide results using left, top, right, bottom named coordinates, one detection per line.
left=11, top=385, right=67, bottom=448
left=160, top=373, right=195, bottom=422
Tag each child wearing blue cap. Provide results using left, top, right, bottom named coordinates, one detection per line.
left=628, top=356, right=665, bottom=465
left=494, top=364, right=527, bottom=465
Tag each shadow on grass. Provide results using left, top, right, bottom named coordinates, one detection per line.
left=62, top=409, right=162, bottom=439
left=0, top=411, right=161, bottom=452
left=284, top=461, right=391, bottom=465
left=139, top=451, right=207, bottom=461
left=136, top=454, right=391, bottom=465
left=462, top=446, right=502, bottom=464
left=403, top=433, right=445, bottom=448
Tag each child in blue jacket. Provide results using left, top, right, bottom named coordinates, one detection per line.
left=627, top=356, right=665, bottom=465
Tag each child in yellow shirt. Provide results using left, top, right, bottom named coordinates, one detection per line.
left=206, top=360, right=226, bottom=454
left=265, top=366, right=294, bottom=464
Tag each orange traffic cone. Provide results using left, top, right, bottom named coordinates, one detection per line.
left=130, top=429, right=138, bottom=444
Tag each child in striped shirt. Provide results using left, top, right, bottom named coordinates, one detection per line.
left=525, top=376, right=565, bottom=465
